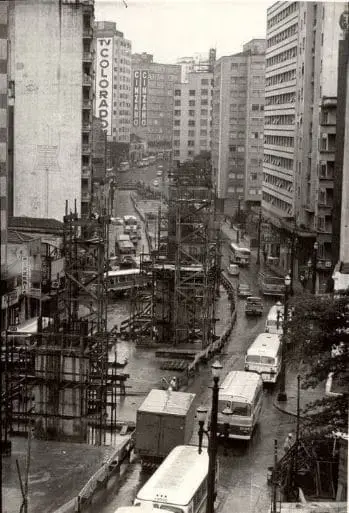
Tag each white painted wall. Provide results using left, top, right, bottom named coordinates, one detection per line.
left=10, top=0, right=82, bottom=221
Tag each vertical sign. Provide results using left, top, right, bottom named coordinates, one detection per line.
left=140, top=70, right=148, bottom=127
left=133, top=70, right=140, bottom=126
left=133, top=70, right=148, bottom=127
left=95, top=38, right=113, bottom=136
left=21, top=256, right=31, bottom=295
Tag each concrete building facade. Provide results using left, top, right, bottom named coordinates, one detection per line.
left=131, top=52, right=181, bottom=157
left=262, top=1, right=343, bottom=293
left=0, top=2, right=8, bottom=283
left=212, top=39, right=266, bottom=215
left=172, top=72, right=213, bottom=163
left=94, top=21, right=132, bottom=144
left=8, top=0, right=94, bottom=221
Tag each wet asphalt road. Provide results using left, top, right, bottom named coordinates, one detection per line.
left=85, top=189, right=296, bottom=513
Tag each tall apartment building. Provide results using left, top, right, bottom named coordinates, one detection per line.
left=131, top=53, right=181, bottom=157
left=8, top=0, right=94, bottom=220
left=212, top=39, right=266, bottom=214
left=262, top=2, right=343, bottom=292
left=0, top=1, right=9, bottom=328
left=94, top=21, right=132, bottom=144
left=172, top=72, right=213, bottom=163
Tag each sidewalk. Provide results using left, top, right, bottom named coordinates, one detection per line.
left=273, top=362, right=326, bottom=417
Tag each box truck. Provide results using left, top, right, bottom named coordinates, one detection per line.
left=135, top=389, right=196, bottom=469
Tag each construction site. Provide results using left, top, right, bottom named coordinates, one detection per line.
left=1, top=156, right=221, bottom=448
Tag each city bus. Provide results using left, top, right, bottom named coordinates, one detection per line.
left=265, top=304, right=284, bottom=334
left=216, top=370, right=263, bottom=440
left=106, top=269, right=149, bottom=296
left=258, top=271, right=285, bottom=296
left=134, top=445, right=209, bottom=513
left=244, top=333, right=282, bottom=384
left=229, top=242, right=251, bottom=266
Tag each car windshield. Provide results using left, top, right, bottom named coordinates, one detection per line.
left=240, top=285, right=249, bottom=290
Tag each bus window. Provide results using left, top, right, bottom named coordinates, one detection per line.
left=231, top=402, right=251, bottom=416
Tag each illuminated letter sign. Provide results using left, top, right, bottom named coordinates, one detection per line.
left=140, top=71, right=148, bottom=127
left=95, top=38, right=113, bottom=136
left=133, top=70, right=140, bottom=126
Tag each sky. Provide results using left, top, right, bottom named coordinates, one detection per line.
left=94, top=0, right=272, bottom=63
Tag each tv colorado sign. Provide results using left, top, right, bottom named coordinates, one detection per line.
left=96, top=38, right=113, bottom=136
left=133, top=70, right=148, bottom=127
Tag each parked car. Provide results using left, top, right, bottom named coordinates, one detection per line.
left=227, top=264, right=239, bottom=277
left=238, top=283, right=252, bottom=298
left=157, top=169, right=163, bottom=177
left=245, top=296, right=263, bottom=316
left=153, top=179, right=159, bottom=187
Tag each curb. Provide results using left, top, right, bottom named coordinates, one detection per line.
left=272, top=399, right=298, bottom=417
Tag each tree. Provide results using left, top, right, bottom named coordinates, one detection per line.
left=286, top=291, right=348, bottom=437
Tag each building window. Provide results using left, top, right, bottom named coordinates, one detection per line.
left=189, top=90, right=196, bottom=96
left=173, top=140, right=180, bottom=147
left=200, top=129, right=207, bottom=136
left=174, top=110, right=181, bottom=116
left=188, top=140, right=194, bottom=147
left=200, top=109, right=208, bottom=116
left=251, top=173, right=257, bottom=181
left=175, top=89, right=181, bottom=96
left=174, top=150, right=180, bottom=156
left=201, top=89, right=208, bottom=95
left=189, top=110, right=195, bottom=116
left=252, top=104, right=259, bottom=111
left=174, top=130, right=180, bottom=136
left=188, top=120, right=195, bottom=126
left=200, top=139, right=207, bottom=146
left=189, top=100, right=196, bottom=107
left=174, top=100, right=181, bottom=106
left=188, top=130, right=195, bottom=137
left=201, top=99, right=208, bottom=106
left=201, top=78, right=209, bottom=85
left=174, top=120, right=180, bottom=126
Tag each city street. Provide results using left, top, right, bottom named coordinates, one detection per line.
left=86, top=188, right=296, bottom=513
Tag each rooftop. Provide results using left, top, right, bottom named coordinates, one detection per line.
left=9, top=217, right=64, bottom=235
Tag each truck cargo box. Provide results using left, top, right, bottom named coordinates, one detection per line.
left=135, top=389, right=196, bottom=464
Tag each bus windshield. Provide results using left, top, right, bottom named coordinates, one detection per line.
left=261, top=356, right=276, bottom=365
left=231, top=402, right=251, bottom=416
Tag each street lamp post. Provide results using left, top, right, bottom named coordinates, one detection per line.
left=256, top=208, right=262, bottom=266
left=196, top=361, right=223, bottom=513
left=277, top=274, right=291, bottom=402
left=275, top=301, right=282, bottom=331
left=312, top=241, right=318, bottom=295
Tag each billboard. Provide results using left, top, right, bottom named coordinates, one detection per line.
left=133, top=70, right=148, bottom=127
left=95, top=38, right=113, bottom=136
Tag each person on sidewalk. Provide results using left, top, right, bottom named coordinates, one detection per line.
left=283, top=432, right=294, bottom=453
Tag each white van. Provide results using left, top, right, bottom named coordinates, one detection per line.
left=216, top=370, right=263, bottom=440
left=244, top=333, right=282, bottom=384
left=265, top=304, right=284, bottom=335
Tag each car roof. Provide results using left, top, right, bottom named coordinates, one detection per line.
left=246, top=296, right=262, bottom=301
left=239, top=283, right=250, bottom=288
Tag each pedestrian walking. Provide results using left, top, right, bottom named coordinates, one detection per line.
left=283, top=432, right=294, bottom=453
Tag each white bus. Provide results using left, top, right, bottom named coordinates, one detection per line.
left=265, top=304, right=284, bottom=335
left=258, top=272, right=285, bottom=296
left=134, top=445, right=209, bottom=513
left=216, top=370, right=263, bottom=440
left=229, top=243, right=251, bottom=266
left=244, top=333, right=282, bottom=384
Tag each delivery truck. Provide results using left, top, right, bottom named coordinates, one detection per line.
left=135, top=389, right=196, bottom=469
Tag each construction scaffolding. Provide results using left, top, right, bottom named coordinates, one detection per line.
left=131, top=156, right=221, bottom=348
left=1, top=202, right=127, bottom=449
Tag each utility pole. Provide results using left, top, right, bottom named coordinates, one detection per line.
left=256, top=208, right=262, bottom=265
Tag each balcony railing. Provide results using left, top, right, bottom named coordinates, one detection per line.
left=82, top=144, right=91, bottom=154
left=83, top=74, right=92, bottom=86
left=82, top=99, right=92, bottom=109
left=83, top=51, right=92, bottom=62
left=83, top=27, right=93, bottom=38
left=81, top=192, right=91, bottom=202
left=82, top=166, right=91, bottom=177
